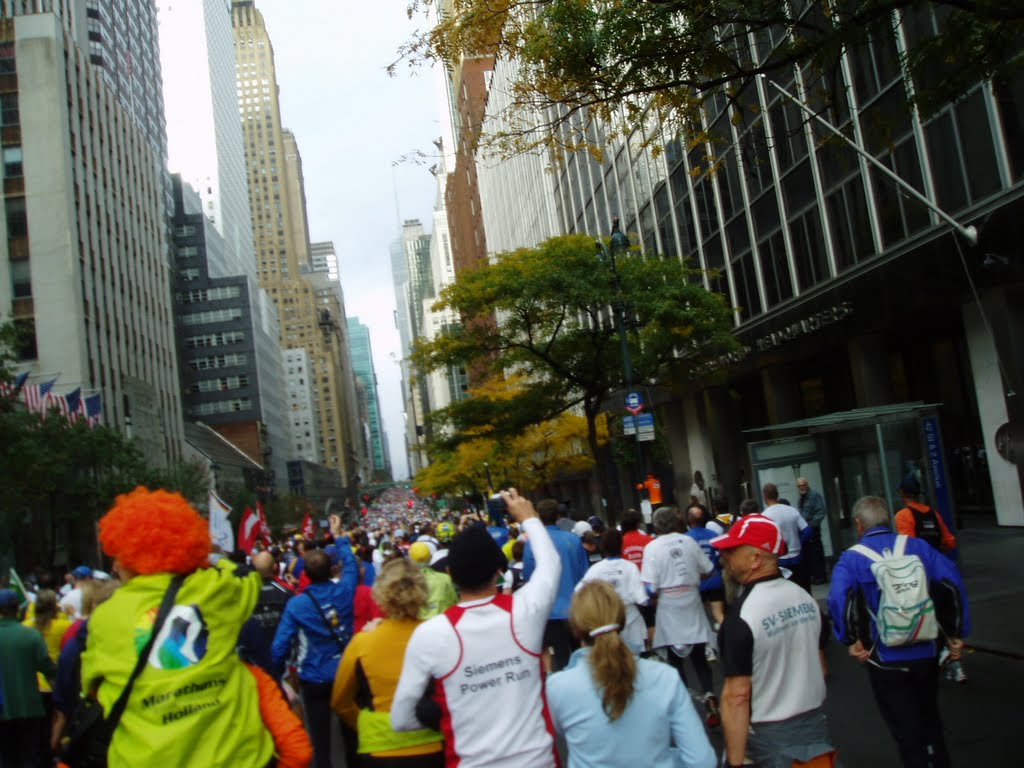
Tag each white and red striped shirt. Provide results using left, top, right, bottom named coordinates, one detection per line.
left=392, top=517, right=561, bottom=767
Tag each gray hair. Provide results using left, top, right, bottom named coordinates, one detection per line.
left=652, top=506, right=681, bottom=534
left=852, top=496, right=890, bottom=529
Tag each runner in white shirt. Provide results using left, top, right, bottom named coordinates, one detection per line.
left=576, top=529, right=649, bottom=653
left=641, top=506, right=720, bottom=727
left=392, top=489, right=561, bottom=768
left=760, top=484, right=810, bottom=591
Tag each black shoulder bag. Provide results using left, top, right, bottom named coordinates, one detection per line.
left=61, top=574, right=185, bottom=768
left=305, top=589, right=350, bottom=650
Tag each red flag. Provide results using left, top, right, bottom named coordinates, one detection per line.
left=238, top=507, right=260, bottom=554
left=257, top=501, right=272, bottom=546
left=302, top=513, right=315, bottom=540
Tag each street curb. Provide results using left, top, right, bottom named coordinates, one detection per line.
left=967, top=642, right=1024, bottom=661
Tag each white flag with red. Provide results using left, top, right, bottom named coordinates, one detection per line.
left=238, top=506, right=260, bottom=554
left=257, top=501, right=272, bottom=546
left=302, top=513, right=315, bottom=540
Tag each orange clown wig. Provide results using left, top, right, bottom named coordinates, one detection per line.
left=99, top=487, right=211, bottom=575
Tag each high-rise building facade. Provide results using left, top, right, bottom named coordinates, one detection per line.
left=347, top=317, right=390, bottom=481
left=232, top=0, right=364, bottom=498
left=169, top=176, right=290, bottom=488
left=391, top=219, right=432, bottom=474
left=310, top=240, right=339, bottom=282
left=158, top=0, right=255, bottom=274
left=469, top=19, right=1024, bottom=530
left=83, top=0, right=167, bottom=159
left=1, top=4, right=183, bottom=466
left=283, top=347, right=319, bottom=463
left=425, top=157, right=468, bottom=412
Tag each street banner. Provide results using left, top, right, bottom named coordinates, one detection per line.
left=209, top=490, right=235, bottom=552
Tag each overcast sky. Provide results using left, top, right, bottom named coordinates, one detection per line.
left=257, top=0, right=441, bottom=481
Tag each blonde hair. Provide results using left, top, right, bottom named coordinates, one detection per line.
left=372, top=558, right=428, bottom=621
left=569, top=581, right=637, bottom=721
left=82, top=579, right=120, bottom=616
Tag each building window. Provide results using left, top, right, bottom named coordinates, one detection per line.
left=9, top=259, right=30, bottom=298
left=3, top=146, right=23, bottom=178
left=181, top=308, right=243, bottom=326
left=0, top=93, right=19, bottom=127
left=0, top=42, right=14, bottom=75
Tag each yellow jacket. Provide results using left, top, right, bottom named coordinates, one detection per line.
left=81, top=560, right=273, bottom=767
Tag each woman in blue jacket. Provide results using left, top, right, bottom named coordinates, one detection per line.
left=546, top=581, right=716, bottom=768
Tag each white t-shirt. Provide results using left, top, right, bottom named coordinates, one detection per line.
left=60, top=587, right=84, bottom=619
left=577, top=558, right=649, bottom=653
left=391, top=517, right=561, bottom=768
left=720, top=576, right=825, bottom=723
left=641, top=533, right=714, bottom=647
left=762, top=503, right=808, bottom=559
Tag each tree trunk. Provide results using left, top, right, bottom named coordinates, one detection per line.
left=584, top=401, right=610, bottom=522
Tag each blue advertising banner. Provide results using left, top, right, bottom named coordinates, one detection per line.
left=922, top=415, right=955, bottom=532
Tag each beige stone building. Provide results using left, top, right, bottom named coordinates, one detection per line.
left=231, top=0, right=365, bottom=495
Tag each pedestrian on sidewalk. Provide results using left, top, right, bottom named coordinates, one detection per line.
left=828, top=495, right=970, bottom=768
left=797, top=478, right=828, bottom=584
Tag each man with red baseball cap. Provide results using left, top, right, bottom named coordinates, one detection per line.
left=712, top=514, right=837, bottom=768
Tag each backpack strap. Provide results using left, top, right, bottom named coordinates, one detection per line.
left=850, top=544, right=882, bottom=563
left=893, top=534, right=909, bottom=557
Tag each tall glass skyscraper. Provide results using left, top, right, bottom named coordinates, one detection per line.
left=347, top=318, right=390, bottom=481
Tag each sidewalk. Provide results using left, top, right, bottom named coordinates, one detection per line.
left=956, top=523, right=1024, bottom=657
left=812, top=519, right=1024, bottom=658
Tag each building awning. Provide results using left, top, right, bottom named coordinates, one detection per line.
left=185, top=422, right=263, bottom=472
left=744, top=402, right=941, bottom=435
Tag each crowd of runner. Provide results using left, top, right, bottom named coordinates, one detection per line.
left=0, top=480, right=970, bottom=767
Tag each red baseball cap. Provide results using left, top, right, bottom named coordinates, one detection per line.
left=710, top=514, right=787, bottom=556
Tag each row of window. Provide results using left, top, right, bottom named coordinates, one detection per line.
left=188, top=353, right=247, bottom=371
left=191, top=398, right=251, bottom=416
left=181, top=307, right=242, bottom=326
left=190, top=375, right=249, bottom=394
left=176, top=286, right=241, bottom=304
left=184, top=330, right=245, bottom=349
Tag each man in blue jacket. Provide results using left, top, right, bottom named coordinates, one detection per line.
left=828, top=496, right=969, bottom=768
left=272, top=515, right=358, bottom=768
left=523, top=498, right=589, bottom=671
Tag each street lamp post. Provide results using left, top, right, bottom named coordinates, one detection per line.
left=596, top=218, right=645, bottom=509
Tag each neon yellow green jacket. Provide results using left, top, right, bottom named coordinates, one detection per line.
left=81, top=560, right=273, bottom=767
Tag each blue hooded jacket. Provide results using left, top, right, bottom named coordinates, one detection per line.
left=827, top=526, right=970, bottom=664
left=271, top=540, right=358, bottom=683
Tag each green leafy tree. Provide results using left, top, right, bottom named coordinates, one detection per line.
left=400, top=1, right=1023, bottom=156
left=413, top=234, right=736, bottom=507
left=0, top=323, right=214, bottom=572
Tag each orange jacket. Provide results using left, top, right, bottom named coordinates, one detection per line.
left=246, top=663, right=313, bottom=768
left=894, top=500, right=956, bottom=552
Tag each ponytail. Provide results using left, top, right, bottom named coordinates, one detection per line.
left=570, top=581, right=637, bottom=721
left=589, top=628, right=637, bottom=721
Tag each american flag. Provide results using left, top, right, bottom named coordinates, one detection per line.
left=23, top=377, right=58, bottom=414
left=0, top=370, right=28, bottom=398
left=81, top=393, right=103, bottom=427
left=46, top=387, right=81, bottom=420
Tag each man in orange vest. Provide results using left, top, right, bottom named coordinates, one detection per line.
left=637, top=473, right=663, bottom=505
